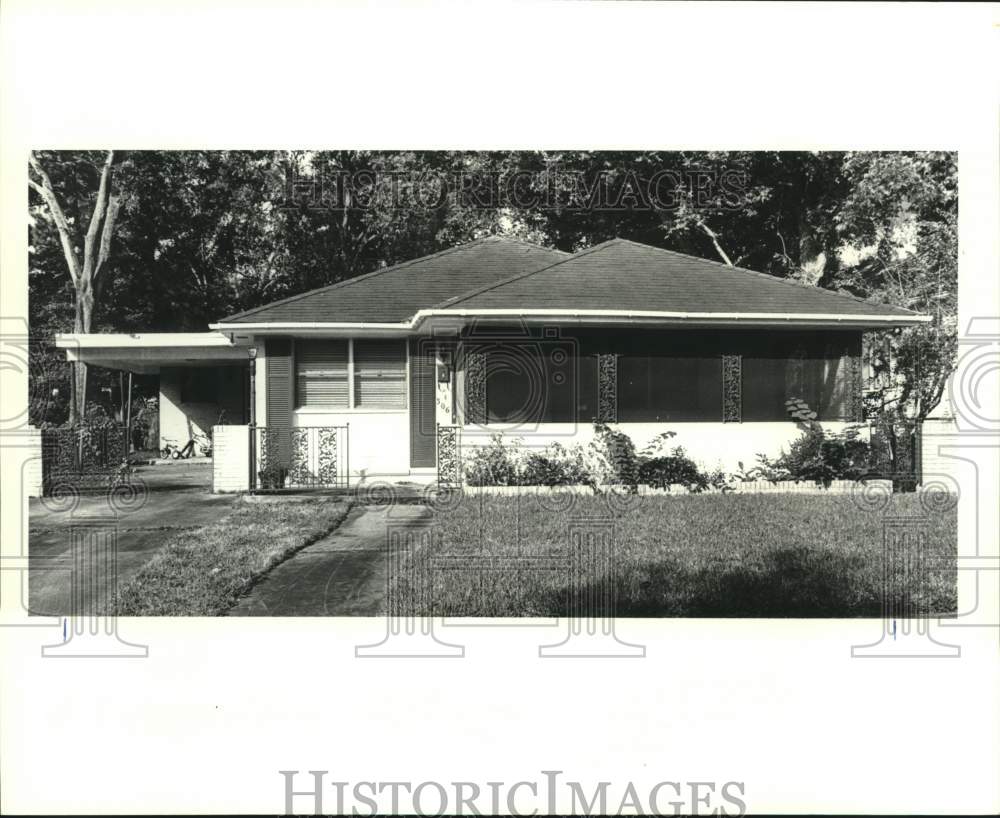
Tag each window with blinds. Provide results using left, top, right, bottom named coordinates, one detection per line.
left=296, top=339, right=349, bottom=408
left=354, top=340, right=407, bottom=409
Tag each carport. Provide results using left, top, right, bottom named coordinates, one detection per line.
left=55, top=332, right=252, bottom=452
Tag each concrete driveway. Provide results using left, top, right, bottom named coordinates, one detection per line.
left=29, top=461, right=234, bottom=616
left=228, top=504, right=431, bottom=616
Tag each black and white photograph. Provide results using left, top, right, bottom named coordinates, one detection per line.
left=1, top=2, right=997, bottom=817
left=26, top=149, right=960, bottom=620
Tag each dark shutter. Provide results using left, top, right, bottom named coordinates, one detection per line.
left=409, top=339, right=436, bottom=468
left=265, top=337, right=293, bottom=466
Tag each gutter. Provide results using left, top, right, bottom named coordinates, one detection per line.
left=210, top=308, right=932, bottom=335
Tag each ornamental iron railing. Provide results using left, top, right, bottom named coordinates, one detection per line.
left=41, top=425, right=129, bottom=495
left=251, top=425, right=349, bottom=491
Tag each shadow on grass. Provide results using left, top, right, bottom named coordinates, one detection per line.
left=537, top=546, right=956, bottom=618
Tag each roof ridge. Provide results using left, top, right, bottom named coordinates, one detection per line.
left=434, top=238, right=622, bottom=310
left=644, top=241, right=920, bottom=315
left=441, top=236, right=918, bottom=318
left=218, top=236, right=506, bottom=323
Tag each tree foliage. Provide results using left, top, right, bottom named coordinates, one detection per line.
left=28, top=150, right=957, bottom=430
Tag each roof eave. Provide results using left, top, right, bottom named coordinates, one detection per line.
left=419, top=309, right=930, bottom=330
left=211, top=310, right=930, bottom=334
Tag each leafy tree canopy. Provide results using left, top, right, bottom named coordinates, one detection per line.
left=29, top=150, right=957, bottom=426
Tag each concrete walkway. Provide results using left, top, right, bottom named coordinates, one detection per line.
left=29, top=462, right=233, bottom=617
left=227, top=504, right=431, bottom=616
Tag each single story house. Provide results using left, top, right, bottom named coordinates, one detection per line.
left=56, top=237, right=930, bottom=490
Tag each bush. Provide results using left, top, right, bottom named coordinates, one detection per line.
left=638, top=448, right=708, bottom=491
left=465, top=437, right=594, bottom=487
left=258, top=465, right=289, bottom=490
left=756, top=421, right=873, bottom=487
left=462, top=425, right=733, bottom=492
left=130, top=397, right=159, bottom=451
left=520, top=443, right=591, bottom=486
left=463, top=434, right=523, bottom=486
left=591, top=422, right=640, bottom=488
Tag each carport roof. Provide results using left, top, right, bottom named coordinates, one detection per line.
left=55, top=332, right=247, bottom=373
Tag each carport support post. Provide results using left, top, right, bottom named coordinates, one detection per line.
left=248, top=346, right=257, bottom=493
left=123, top=371, right=133, bottom=462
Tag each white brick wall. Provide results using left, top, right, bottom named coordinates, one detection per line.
left=24, top=425, right=43, bottom=497
left=920, top=417, right=964, bottom=487
left=212, top=425, right=250, bottom=493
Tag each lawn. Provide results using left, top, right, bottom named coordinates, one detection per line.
left=396, top=493, right=958, bottom=617
left=116, top=499, right=351, bottom=616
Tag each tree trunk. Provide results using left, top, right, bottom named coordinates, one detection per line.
left=70, top=283, right=94, bottom=424
left=30, top=150, right=119, bottom=426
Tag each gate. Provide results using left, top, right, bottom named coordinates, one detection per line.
left=251, top=425, right=349, bottom=491
left=41, top=425, right=129, bottom=495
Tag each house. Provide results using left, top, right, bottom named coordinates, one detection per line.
left=56, top=237, right=930, bottom=490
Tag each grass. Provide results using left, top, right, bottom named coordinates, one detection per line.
left=397, top=493, right=958, bottom=617
left=116, top=499, right=351, bottom=616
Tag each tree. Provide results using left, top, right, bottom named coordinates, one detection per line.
left=26, top=149, right=958, bottom=458
left=29, top=150, right=122, bottom=423
left=824, top=152, right=958, bottom=480
left=831, top=152, right=958, bottom=421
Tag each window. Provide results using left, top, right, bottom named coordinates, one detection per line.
left=618, top=353, right=723, bottom=421
left=465, top=329, right=859, bottom=424
left=295, top=339, right=406, bottom=410
left=742, top=349, right=851, bottom=420
left=483, top=341, right=583, bottom=423
left=296, top=339, right=349, bottom=408
left=353, top=340, right=406, bottom=409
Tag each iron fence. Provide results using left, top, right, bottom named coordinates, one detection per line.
left=251, top=425, right=349, bottom=491
left=41, top=425, right=129, bottom=495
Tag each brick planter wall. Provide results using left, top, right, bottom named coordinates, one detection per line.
left=212, top=425, right=250, bottom=493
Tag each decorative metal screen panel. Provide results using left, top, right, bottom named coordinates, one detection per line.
left=253, top=425, right=349, bottom=491
left=597, top=353, right=618, bottom=423
left=722, top=354, right=742, bottom=423
left=464, top=349, right=487, bottom=425
left=846, top=350, right=863, bottom=422
left=436, top=425, right=462, bottom=488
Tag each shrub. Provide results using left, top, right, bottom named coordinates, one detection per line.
left=638, top=448, right=708, bottom=491
left=258, top=465, right=289, bottom=490
left=591, top=422, right=640, bottom=488
left=130, top=397, right=160, bottom=451
left=463, top=434, right=523, bottom=486
left=462, top=425, right=734, bottom=492
left=520, top=443, right=591, bottom=486
left=704, top=466, right=734, bottom=493
left=757, top=421, right=873, bottom=487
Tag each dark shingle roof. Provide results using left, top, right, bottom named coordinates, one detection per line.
left=217, top=236, right=925, bottom=326
left=219, top=237, right=569, bottom=324
left=437, top=239, right=921, bottom=318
